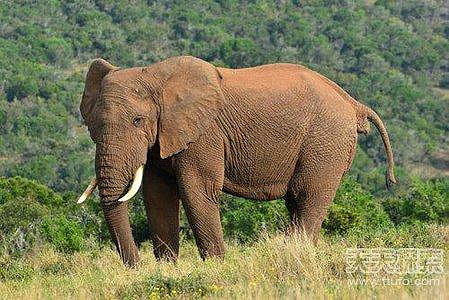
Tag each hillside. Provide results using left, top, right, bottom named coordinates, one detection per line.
left=0, top=0, right=448, bottom=195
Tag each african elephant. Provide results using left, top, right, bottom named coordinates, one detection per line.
left=77, top=56, right=397, bottom=267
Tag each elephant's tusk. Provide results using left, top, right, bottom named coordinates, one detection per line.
left=118, top=165, right=144, bottom=202
left=77, top=178, right=98, bottom=204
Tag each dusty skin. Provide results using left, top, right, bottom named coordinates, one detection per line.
left=78, top=56, right=397, bottom=267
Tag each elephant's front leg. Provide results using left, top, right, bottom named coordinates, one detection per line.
left=143, top=167, right=180, bottom=261
left=174, top=137, right=226, bottom=259
left=180, top=186, right=225, bottom=259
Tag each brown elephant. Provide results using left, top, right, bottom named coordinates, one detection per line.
left=77, top=56, right=397, bottom=267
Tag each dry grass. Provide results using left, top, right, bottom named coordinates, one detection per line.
left=1, top=228, right=448, bottom=299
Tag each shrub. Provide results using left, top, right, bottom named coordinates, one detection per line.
left=439, top=73, right=449, bottom=88
left=0, top=176, right=63, bottom=207
left=323, top=178, right=393, bottom=235
left=220, top=194, right=288, bottom=242
left=41, top=216, right=85, bottom=253
left=128, top=194, right=151, bottom=245
left=0, top=196, right=48, bottom=255
left=383, top=177, right=449, bottom=225
left=0, top=176, right=98, bottom=256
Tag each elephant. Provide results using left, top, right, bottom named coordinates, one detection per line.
left=77, top=56, right=397, bottom=267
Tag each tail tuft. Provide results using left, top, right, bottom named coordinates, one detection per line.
left=386, top=169, right=398, bottom=190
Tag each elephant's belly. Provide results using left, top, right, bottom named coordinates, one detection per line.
left=217, top=67, right=315, bottom=201
left=219, top=114, right=309, bottom=201
left=222, top=178, right=289, bottom=201
left=221, top=136, right=304, bottom=201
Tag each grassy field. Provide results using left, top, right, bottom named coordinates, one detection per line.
left=1, top=226, right=448, bottom=299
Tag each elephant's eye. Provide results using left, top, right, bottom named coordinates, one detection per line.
left=133, top=116, right=143, bottom=127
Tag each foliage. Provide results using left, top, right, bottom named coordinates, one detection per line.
left=1, top=173, right=448, bottom=257
left=323, top=178, right=392, bottom=234
left=0, top=177, right=103, bottom=256
left=40, top=216, right=86, bottom=253
left=0, top=196, right=48, bottom=255
left=220, top=194, right=288, bottom=242
left=0, top=176, right=63, bottom=207
left=0, top=0, right=448, bottom=194
left=383, top=177, right=449, bottom=225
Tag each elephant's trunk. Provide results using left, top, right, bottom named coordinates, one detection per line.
left=96, top=162, right=140, bottom=267
left=95, top=141, right=136, bottom=202
left=94, top=143, right=145, bottom=267
left=102, top=201, right=140, bottom=267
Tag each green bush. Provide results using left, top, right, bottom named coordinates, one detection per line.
left=128, top=194, right=151, bottom=245
left=327, top=221, right=448, bottom=249
left=0, top=196, right=48, bottom=255
left=323, top=178, right=393, bottom=235
left=41, top=216, right=85, bottom=253
left=383, top=177, right=449, bottom=225
left=440, top=73, right=449, bottom=88
left=0, top=176, right=101, bottom=256
left=0, top=176, right=63, bottom=207
left=220, top=194, right=288, bottom=242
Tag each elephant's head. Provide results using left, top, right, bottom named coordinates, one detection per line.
left=77, top=56, right=225, bottom=266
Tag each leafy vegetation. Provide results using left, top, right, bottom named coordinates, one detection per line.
left=0, top=177, right=103, bottom=257
left=0, top=0, right=448, bottom=298
left=1, top=175, right=448, bottom=254
left=0, top=0, right=448, bottom=194
left=383, top=177, right=449, bottom=225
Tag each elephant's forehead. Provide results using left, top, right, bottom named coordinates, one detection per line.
left=96, top=84, right=151, bottom=119
left=100, top=81, right=142, bottom=105
left=101, top=74, right=146, bottom=100
left=101, top=82, right=132, bottom=98
left=103, top=67, right=143, bottom=85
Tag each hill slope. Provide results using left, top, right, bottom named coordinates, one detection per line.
left=0, top=0, right=448, bottom=194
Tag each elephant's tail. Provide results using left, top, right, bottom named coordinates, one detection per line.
left=362, top=106, right=398, bottom=189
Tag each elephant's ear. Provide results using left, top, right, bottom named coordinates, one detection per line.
left=158, top=57, right=225, bottom=159
left=80, top=58, right=117, bottom=121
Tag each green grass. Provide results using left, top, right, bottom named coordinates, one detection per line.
left=1, top=226, right=448, bottom=299
left=1, top=176, right=448, bottom=298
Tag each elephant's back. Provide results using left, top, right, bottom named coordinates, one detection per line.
left=217, top=64, right=305, bottom=94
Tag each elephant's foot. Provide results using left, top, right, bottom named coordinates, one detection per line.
left=153, top=241, right=178, bottom=262
left=120, top=246, right=140, bottom=268
left=197, top=239, right=226, bottom=260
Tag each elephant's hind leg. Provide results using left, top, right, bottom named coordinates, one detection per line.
left=143, top=167, right=180, bottom=261
left=286, top=132, right=357, bottom=240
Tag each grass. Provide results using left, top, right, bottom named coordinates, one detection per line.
left=1, top=225, right=448, bottom=299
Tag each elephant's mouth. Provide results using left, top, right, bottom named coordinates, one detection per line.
left=77, top=165, right=145, bottom=203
